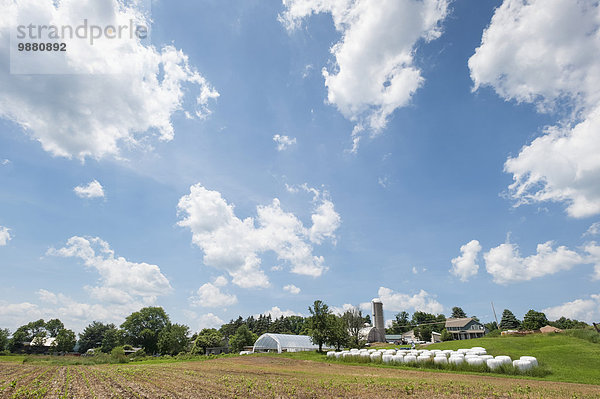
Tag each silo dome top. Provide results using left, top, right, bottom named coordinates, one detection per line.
left=372, top=298, right=382, bottom=303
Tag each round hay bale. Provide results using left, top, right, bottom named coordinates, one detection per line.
left=382, top=354, right=393, bottom=364
left=334, top=352, right=343, bottom=359
left=520, top=356, right=538, bottom=367
left=513, top=359, right=532, bottom=371
left=392, top=354, right=404, bottom=364
left=466, top=357, right=484, bottom=366
left=486, top=358, right=500, bottom=370
left=404, top=355, right=417, bottom=363
left=495, top=355, right=511, bottom=365
left=417, top=356, right=431, bottom=363
left=480, top=355, right=493, bottom=361
left=327, top=351, right=336, bottom=358
left=433, top=357, right=448, bottom=365
left=449, top=356, right=464, bottom=365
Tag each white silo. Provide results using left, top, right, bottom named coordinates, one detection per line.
left=371, top=298, right=385, bottom=342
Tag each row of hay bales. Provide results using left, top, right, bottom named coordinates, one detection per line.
left=326, top=347, right=538, bottom=371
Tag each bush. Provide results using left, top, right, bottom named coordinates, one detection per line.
left=111, top=346, right=129, bottom=363
left=564, top=328, right=600, bottom=344
left=486, top=329, right=501, bottom=337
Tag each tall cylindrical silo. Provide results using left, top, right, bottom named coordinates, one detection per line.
left=372, top=298, right=385, bottom=342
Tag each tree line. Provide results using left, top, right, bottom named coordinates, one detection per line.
left=0, top=303, right=592, bottom=356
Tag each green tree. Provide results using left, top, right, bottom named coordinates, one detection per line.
left=78, top=321, right=116, bottom=353
left=451, top=307, right=467, bottom=318
left=158, top=323, right=191, bottom=355
left=101, top=328, right=122, bottom=353
left=120, top=307, right=170, bottom=354
left=308, top=300, right=331, bottom=352
left=219, top=316, right=245, bottom=340
left=389, top=311, right=411, bottom=334
left=498, top=309, right=521, bottom=330
left=327, top=314, right=349, bottom=350
left=551, top=317, right=588, bottom=330
left=45, top=319, right=64, bottom=337
left=228, top=325, right=257, bottom=353
left=484, top=321, right=498, bottom=332
left=440, top=329, right=453, bottom=341
left=0, top=329, right=10, bottom=351
left=55, top=329, right=76, bottom=352
left=411, top=312, right=445, bottom=342
left=522, top=309, right=549, bottom=331
left=342, top=307, right=365, bottom=347
left=31, top=331, right=47, bottom=349
left=8, top=319, right=46, bottom=352
left=192, top=328, right=223, bottom=354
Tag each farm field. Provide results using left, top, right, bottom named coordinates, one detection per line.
left=1, top=354, right=600, bottom=398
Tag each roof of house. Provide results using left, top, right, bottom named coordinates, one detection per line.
left=445, top=318, right=479, bottom=328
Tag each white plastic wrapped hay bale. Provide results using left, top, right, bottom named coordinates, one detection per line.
left=457, top=349, right=470, bottom=354
left=382, top=354, right=393, bottom=364
left=466, top=357, right=484, bottom=366
left=370, top=352, right=382, bottom=362
left=327, top=351, right=336, bottom=358
left=513, top=359, right=533, bottom=371
left=334, top=352, right=343, bottom=359
left=417, top=355, right=432, bottom=363
left=449, top=356, right=464, bottom=365
left=443, top=350, right=454, bottom=355
left=495, top=355, right=511, bottom=365
left=433, top=356, right=448, bottom=365
left=350, top=348, right=359, bottom=352
left=360, top=352, right=370, bottom=360
left=520, top=356, right=538, bottom=367
left=480, top=355, right=494, bottom=361
left=392, top=354, right=404, bottom=364
left=368, top=349, right=376, bottom=353
left=404, top=355, right=417, bottom=363
left=385, top=349, right=396, bottom=355
left=486, top=358, right=500, bottom=370
left=342, top=352, right=352, bottom=359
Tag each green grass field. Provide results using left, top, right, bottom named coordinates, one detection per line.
left=278, top=332, right=600, bottom=385
left=425, top=333, right=600, bottom=384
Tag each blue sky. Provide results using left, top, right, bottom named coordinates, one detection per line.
left=1, top=0, right=600, bottom=333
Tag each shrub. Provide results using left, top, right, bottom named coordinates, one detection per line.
left=564, top=328, right=600, bottom=344
left=111, top=346, right=129, bottom=363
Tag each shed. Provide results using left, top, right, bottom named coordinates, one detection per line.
left=253, top=333, right=331, bottom=353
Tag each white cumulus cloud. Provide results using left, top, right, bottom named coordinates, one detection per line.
left=543, top=294, right=600, bottom=323
left=74, top=180, right=105, bottom=199
left=273, top=134, right=297, bottom=151
left=177, top=183, right=340, bottom=288
left=48, top=236, right=172, bottom=302
left=362, top=287, right=443, bottom=314
left=190, top=282, right=238, bottom=308
left=280, top=0, right=449, bottom=151
left=469, top=0, right=600, bottom=218
left=450, top=240, right=481, bottom=282
left=484, top=240, right=584, bottom=284
left=196, top=313, right=225, bottom=329
left=0, top=226, right=12, bottom=246
left=283, top=284, right=301, bottom=294
left=0, top=0, right=218, bottom=161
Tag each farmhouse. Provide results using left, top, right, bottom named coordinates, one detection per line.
left=27, top=337, right=56, bottom=354
left=253, top=333, right=332, bottom=353
left=445, top=318, right=486, bottom=340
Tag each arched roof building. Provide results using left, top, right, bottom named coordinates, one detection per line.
left=253, top=333, right=332, bottom=353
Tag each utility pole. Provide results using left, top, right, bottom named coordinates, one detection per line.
left=491, top=302, right=499, bottom=328
left=593, top=322, right=600, bottom=333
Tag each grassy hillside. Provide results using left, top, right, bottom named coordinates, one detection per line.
left=426, top=332, right=600, bottom=384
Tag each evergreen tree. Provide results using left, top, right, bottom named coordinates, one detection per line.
left=451, top=307, right=467, bottom=318
left=499, top=309, right=521, bottom=330
left=522, top=310, right=548, bottom=331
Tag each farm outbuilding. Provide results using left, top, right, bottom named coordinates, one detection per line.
left=253, top=333, right=331, bottom=353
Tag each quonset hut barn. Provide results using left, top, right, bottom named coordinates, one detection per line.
left=253, top=333, right=333, bottom=353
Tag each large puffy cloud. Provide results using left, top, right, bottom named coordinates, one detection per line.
left=484, top=241, right=585, bottom=284
left=543, top=294, right=600, bottom=323
left=469, top=0, right=600, bottom=217
left=0, top=226, right=11, bottom=246
left=189, top=282, right=238, bottom=308
left=0, top=0, right=218, bottom=160
left=362, top=287, right=443, bottom=314
left=450, top=240, right=481, bottom=282
left=257, top=306, right=303, bottom=319
left=280, top=0, right=449, bottom=151
left=48, top=236, right=172, bottom=302
left=177, top=183, right=341, bottom=288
